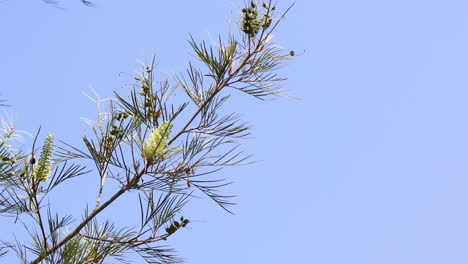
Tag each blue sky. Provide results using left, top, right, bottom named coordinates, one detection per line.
left=2, top=0, right=468, bottom=263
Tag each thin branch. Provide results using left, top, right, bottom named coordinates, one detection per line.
left=32, top=195, right=49, bottom=252
left=94, top=160, right=109, bottom=209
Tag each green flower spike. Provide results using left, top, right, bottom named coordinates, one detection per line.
left=142, top=121, right=173, bottom=162
left=33, top=134, right=54, bottom=182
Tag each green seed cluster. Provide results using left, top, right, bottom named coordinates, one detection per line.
left=102, top=114, right=128, bottom=152
left=142, top=121, right=173, bottom=162
left=33, top=134, right=54, bottom=182
left=113, top=111, right=130, bottom=122
left=165, top=216, right=190, bottom=236
left=135, top=68, right=161, bottom=125
left=242, top=1, right=273, bottom=37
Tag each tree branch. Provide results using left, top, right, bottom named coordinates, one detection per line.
left=168, top=37, right=265, bottom=146
left=30, top=164, right=149, bottom=264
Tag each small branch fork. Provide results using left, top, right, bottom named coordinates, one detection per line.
left=94, top=160, right=109, bottom=209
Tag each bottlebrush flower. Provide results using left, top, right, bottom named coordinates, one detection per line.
left=142, top=121, right=173, bottom=162
left=33, top=134, right=54, bottom=182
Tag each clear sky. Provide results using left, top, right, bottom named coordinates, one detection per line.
left=2, top=0, right=468, bottom=263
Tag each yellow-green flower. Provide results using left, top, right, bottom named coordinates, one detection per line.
left=33, top=134, right=54, bottom=182
left=142, top=121, right=173, bottom=162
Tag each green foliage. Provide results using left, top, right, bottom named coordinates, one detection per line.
left=0, top=1, right=294, bottom=263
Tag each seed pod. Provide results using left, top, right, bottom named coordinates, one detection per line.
left=110, top=128, right=119, bottom=136
left=262, top=13, right=272, bottom=29
left=114, top=113, right=123, bottom=121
